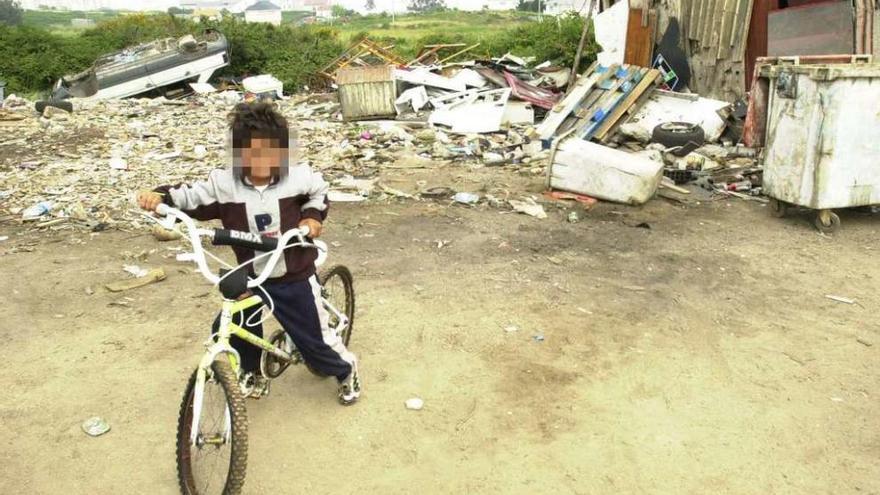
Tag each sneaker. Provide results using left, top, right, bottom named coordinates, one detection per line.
left=337, top=370, right=361, bottom=406
left=240, top=371, right=271, bottom=399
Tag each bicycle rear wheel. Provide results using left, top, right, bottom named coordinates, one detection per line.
left=177, top=359, right=248, bottom=495
left=319, top=265, right=355, bottom=346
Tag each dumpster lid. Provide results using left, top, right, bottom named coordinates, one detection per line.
left=762, top=63, right=880, bottom=80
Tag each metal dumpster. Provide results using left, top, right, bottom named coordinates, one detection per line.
left=762, top=59, right=880, bottom=233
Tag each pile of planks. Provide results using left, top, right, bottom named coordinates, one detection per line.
left=680, top=0, right=755, bottom=101
left=535, top=62, right=661, bottom=143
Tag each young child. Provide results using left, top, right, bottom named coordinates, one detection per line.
left=136, top=102, right=360, bottom=406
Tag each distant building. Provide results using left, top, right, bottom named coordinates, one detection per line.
left=244, top=0, right=282, bottom=25
left=70, top=18, right=96, bottom=27
left=482, top=0, right=517, bottom=9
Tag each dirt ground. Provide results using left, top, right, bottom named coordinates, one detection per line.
left=2, top=167, right=879, bottom=494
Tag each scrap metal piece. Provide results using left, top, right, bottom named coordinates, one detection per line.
left=502, top=72, right=560, bottom=110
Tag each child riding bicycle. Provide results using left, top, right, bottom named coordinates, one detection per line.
left=136, top=102, right=360, bottom=406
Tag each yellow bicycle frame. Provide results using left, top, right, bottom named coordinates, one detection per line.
left=189, top=294, right=294, bottom=445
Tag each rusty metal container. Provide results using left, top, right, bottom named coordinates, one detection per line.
left=336, top=65, right=397, bottom=121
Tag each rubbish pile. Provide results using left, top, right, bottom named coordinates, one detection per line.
left=0, top=87, right=550, bottom=233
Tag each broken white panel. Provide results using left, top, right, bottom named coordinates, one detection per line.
left=429, top=89, right=480, bottom=111
left=550, top=138, right=664, bottom=205
left=450, top=68, right=488, bottom=89
left=628, top=90, right=731, bottom=142
left=189, top=82, right=217, bottom=94
left=502, top=101, right=534, bottom=125
left=429, top=88, right=512, bottom=134
left=394, top=68, right=466, bottom=93
left=395, top=86, right=430, bottom=114
left=594, top=0, right=629, bottom=66
left=496, top=52, right=532, bottom=67
left=243, top=74, right=283, bottom=98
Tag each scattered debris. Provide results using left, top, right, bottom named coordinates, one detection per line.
left=82, top=417, right=111, bottom=437
left=856, top=337, right=873, bottom=347
left=825, top=295, right=856, bottom=305
left=532, top=334, right=545, bottom=343
left=405, top=398, right=424, bottom=411
left=106, top=267, right=166, bottom=292
left=509, top=198, right=547, bottom=219
left=453, top=192, right=480, bottom=205
left=548, top=138, right=664, bottom=205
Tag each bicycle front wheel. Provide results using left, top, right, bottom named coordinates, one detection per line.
left=176, top=359, right=248, bottom=495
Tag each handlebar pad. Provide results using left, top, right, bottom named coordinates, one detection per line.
left=212, top=229, right=279, bottom=252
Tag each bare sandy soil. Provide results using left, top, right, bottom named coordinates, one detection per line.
left=1, top=170, right=879, bottom=494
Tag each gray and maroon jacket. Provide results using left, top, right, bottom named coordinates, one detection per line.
left=155, top=165, right=329, bottom=282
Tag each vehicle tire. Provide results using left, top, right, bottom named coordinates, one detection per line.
left=177, top=359, right=248, bottom=495
left=304, top=266, right=356, bottom=378
left=651, top=122, right=706, bottom=156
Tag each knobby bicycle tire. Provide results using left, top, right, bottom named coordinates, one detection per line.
left=176, top=360, right=248, bottom=495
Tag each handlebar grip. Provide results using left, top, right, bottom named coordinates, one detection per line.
left=212, top=229, right=279, bottom=252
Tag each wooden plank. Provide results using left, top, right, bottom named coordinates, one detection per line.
left=701, top=0, right=716, bottom=43
left=594, top=69, right=661, bottom=141
left=733, top=0, right=756, bottom=63
left=716, top=0, right=736, bottom=60
left=576, top=66, right=643, bottom=139
left=557, top=66, right=620, bottom=135
left=708, top=0, right=725, bottom=48
left=624, top=8, right=655, bottom=66
left=692, top=0, right=707, bottom=41
left=535, top=62, right=602, bottom=139
left=598, top=77, right=661, bottom=143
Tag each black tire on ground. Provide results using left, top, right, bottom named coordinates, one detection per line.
left=177, top=359, right=248, bottom=495
left=651, top=122, right=706, bottom=156
left=304, top=265, right=356, bottom=378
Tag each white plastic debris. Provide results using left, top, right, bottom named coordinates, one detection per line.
left=82, top=417, right=111, bottom=437
left=453, top=192, right=480, bottom=205
left=405, top=398, right=424, bottom=411
left=123, top=265, right=149, bottom=278
left=109, top=157, right=128, bottom=170
left=21, top=201, right=53, bottom=221
left=509, top=199, right=547, bottom=219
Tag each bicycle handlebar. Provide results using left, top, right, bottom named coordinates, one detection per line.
left=153, top=203, right=318, bottom=288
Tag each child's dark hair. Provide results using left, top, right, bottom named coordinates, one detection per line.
left=228, top=102, right=293, bottom=179
left=228, top=102, right=290, bottom=148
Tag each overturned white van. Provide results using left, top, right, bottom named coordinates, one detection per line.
left=51, top=30, right=229, bottom=100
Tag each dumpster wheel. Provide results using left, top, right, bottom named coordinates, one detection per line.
left=768, top=198, right=789, bottom=218
left=814, top=210, right=841, bottom=234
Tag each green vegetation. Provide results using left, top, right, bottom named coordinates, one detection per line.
left=23, top=9, right=126, bottom=31
left=0, top=0, right=23, bottom=26
left=0, top=10, right=597, bottom=97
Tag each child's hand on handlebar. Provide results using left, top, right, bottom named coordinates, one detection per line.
left=298, top=218, right=323, bottom=238
left=137, top=191, right=164, bottom=212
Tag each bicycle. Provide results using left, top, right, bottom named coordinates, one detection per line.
left=145, top=204, right=355, bottom=495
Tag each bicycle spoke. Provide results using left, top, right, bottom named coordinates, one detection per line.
left=190, top=376, right=232, bottom=495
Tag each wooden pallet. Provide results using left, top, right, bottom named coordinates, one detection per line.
left=536, top=63, right=661, bottom=143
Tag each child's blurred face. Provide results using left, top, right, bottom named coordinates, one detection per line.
left=241, top=137, right=285, bottom=179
